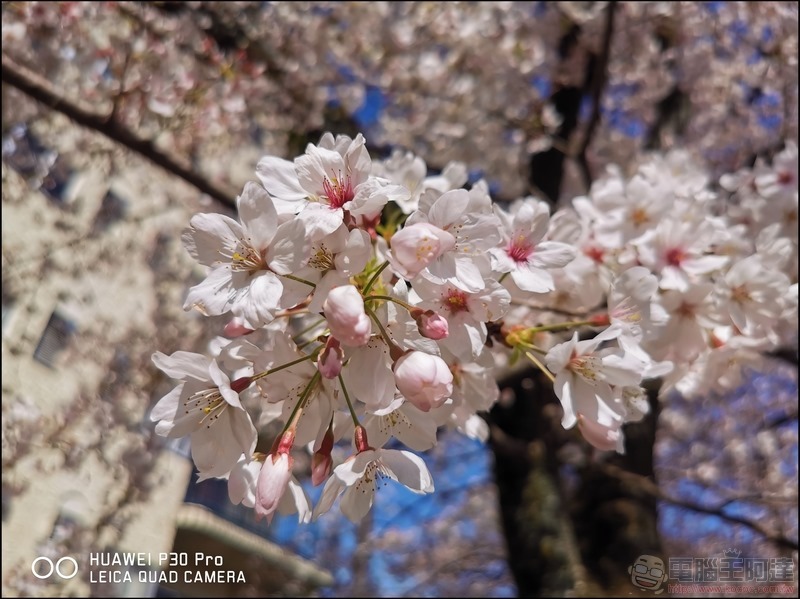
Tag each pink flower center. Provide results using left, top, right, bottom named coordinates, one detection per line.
left=443, top=289, right=469, bottom=314
left=322, top=172, right=354, bottom=209
left=665, top=247, right=686, bottom=267
left=778, top=170, right=794, bottom=186
left=583, top=245, right=605, bottom=264
left=676, top=301, right=696, bottom=318
left=506, top=233, right=534, bottom=263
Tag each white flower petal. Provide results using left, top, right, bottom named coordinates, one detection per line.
left=256, top=156, right=307, bottom=202
left=238, top=182, right=278, bottom=251
left=313, top=474, right=345, bottom=521
left=232, top=272, right=283, bottom=329
left=340, top=484, right=375, bottom=522
left=380, top=449, right=434, bottom=493
left=182, top=213, right=243, bottom=266
left=530, top=241, right=577, bottom=269
left=267, top=219, right=310, bottom=275
left=152, top=351, right=211, bottom=382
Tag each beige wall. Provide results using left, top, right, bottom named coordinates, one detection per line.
left=2, top=112, right=331, bottom=598
left=2, top=115, right=208, bottom=597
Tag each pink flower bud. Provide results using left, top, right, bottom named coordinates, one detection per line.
left=311, top=452, right=333, bottom=487
left=311, top=429, right=335, bottom=486
left=388, top=222, right=456, bottom=278
left=411, top=309, right=449, bottom=340
left=354, top=425, right=371, bottom=453
left=317, top=337, right=344, bottom=379
left=224, top=317, right=254, bottom=338
left=393, top=351, right=453, bottom=412
left=230, top=376, right=253, bottom=393
left=254, top=452, right=293, bottom=522
left=323, top=285, right=371, bottom=347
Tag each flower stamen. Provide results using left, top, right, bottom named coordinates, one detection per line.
left=185, top=388, right=229, bottom=428
left=322, top=171, right=354, bottom=209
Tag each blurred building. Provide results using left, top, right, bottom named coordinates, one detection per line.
left=1, top=115, right=332, bottom=597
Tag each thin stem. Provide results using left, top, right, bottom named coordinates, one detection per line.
left=525, top=351, right=556, bottom=384
left=363, top=261, right=389, bottom=295
left=252, top=354, right=315, bottom=382
left=274, top=302, right=311, bottom=318
left=280, top=273, right=317, bottom=288
left=337, top=374, right=361, bottom=427
left=365, top=305, right=394, bottom=349
left=529, top=320, right=597, bottom=333
left=292, top=318, right=327, bottom=344
left=518, top=341, right=548, bottom=355
left=297, top=339, right=322, bottom=353
left=282, top=372, right=321, bottom=434
left=364, top=294, right=416, bottom=313
left=509, top=297, right=595, bottom=318
left=275, top=309, right=310, bottom=319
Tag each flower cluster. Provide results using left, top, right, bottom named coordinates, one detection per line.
left=151, top=133, right=797, bottom=522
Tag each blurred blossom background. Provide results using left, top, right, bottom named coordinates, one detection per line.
left=1, top=2, right=797, bottom=597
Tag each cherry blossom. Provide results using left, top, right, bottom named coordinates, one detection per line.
left=545, top=328, right=647, bottom=432
left=146, top=129, right=797, bottom=524
left=150, top=351, right=257, bottom=479
left=182, top=182, right=311, bottom=329
left=489, top=198, right=577, bottom=293
left=313, top=445, right=434, bottom=523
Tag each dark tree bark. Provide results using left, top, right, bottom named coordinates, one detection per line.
left=569, top=385, right=663, bottom=594
left=491, top=4, right=664, bottom=596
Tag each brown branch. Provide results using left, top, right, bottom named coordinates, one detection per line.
left=576, top=1, right=617, bottom=190
left=767, top=347, right=799, bottom=367
left=597, top=462, right=799, bottom=551
left=508, top=297, right=598, bottom=318
left=1, top=53, right=238, bottom=209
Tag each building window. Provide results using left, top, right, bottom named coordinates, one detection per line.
left=40, top=155, right=75, bottom=205
left=91, top=189, right=128, bottom=233
left=1, top=123, right=74, bottom=205
left=33, top=311, right=75, bottom=368
left=1, top=123, right=56, bottom=181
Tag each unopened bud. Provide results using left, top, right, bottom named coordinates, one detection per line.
left=311, top=429, right=335, bottom=486
left=317, top=337, right=344, bottom=379
left=354, top=425, right=371, bottom=453
left=323, top=285, right=371, bottom=347
left=411, top=308, right=449, bottom=340
left=254, top=452, right=293, bottom=522
left=230, top=376, right=253, bottom=394
left=393, top=351, right=453, bottom=412
left=276, top=429, right=296, bottom=455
